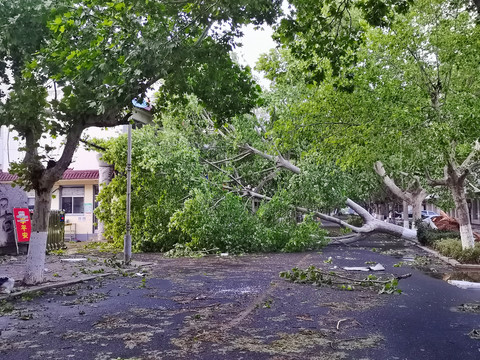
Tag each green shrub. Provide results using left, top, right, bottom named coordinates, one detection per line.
left=346, top=215, right=363, bottom=227
left=415, top=220, right=460, bottom=246
left=282, top=215, right=328, bottom=252
left=433, top=238, right=480, bottom=264
left=170, top=189, right=328, bottom=254
left=169, top=190, right=259, bottom=254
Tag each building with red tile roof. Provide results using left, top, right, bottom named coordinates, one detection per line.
left=0, top=169, right=100, bottom=242
left=0, top=169, right=99, bottom=183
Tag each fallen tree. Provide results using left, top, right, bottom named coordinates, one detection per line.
left=235, top=145, right=418, bottom=242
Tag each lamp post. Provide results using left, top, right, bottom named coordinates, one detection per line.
left=124, top=103, right=154, bottom=264
left=124, top=122, right=132, bottom=264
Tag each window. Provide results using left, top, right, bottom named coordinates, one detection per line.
left=61, top=187, right=84, bottom=214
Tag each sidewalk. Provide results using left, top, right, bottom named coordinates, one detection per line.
left=0, top=243, right=154, bottom=299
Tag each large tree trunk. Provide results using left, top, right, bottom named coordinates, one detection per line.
left=411, top=199, right=423, bottom=223
left=411, top=196, right=424, bottom=230
left=21, top=123, right=86, bottom=284
left=23, top=187, right=52, bottom=285
left=402, top=200, right=409, bottom=228
left=451, top=184, right=474, bottom=249
left=374, top=161, right=427, bottom=227
left=429, top=156, right=477, bottom=250
left=446, top=162, right=475, bottom=249
left=336, top=199, right=417, bottom=241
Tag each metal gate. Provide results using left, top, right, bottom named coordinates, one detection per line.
left=47, top=210, right=65, bottom=251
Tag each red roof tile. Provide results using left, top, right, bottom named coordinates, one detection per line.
left=62, top=169, right=99, bottom=180
left=0, top=172, right=17, bottom=182
left=0, top=169, right=99, bottom=182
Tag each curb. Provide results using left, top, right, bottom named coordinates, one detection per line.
left=0, top=260, right=155, bottom=301
left=0, top=272, right=116, bottom=301
left=415, top=244, right=480, bottom=270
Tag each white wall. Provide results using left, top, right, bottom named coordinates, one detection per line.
left=0, top=125, right=124, bottom=172
left=0, top=126, right=23, bottom=172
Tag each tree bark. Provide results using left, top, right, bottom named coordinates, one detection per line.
left=451, top=183, right=474, bottom=249
left=403, top=200, right=409, bottom=228
left=23, top=123, right=85, bottom=284
left=374, top=161, right=427, bottom=225
left=445, top=161, right=475, bottom=249
left=428, top=146, right=478, bottom=250
left=411, top=196, right=424, bottom=229
left=23, top=187, right=52, bottom=285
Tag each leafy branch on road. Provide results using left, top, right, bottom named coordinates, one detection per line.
left=280, top=265, right=411, bottom=294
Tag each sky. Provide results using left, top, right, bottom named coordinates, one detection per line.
left=0, top=23, right=278, bottom=171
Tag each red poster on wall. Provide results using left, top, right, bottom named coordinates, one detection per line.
left=13, top=208, right=31, bottom=243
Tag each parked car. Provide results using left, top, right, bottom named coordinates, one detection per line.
left=339, top=207, right=357, bottom=216
left=421, top=210, right=440, bottom=220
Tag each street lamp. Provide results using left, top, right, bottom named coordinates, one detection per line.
left=125, top=101, right=153, bottom=264
left=124, top=122, right=132, bottom=264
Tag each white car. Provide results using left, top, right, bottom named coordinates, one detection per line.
left=421, top=210, right=440, bottom=219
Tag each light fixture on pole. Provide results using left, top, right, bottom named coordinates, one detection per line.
left=124, top=99, right=154, bottom=264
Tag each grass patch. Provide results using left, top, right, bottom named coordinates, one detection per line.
left=433, top=238, right=480, bottom=264
left=48, top=248, right=66, bottom=256
left=0, top=300, right=15, bottom=314
left=21, top=291, right=44, bottom=302
left=84, top=241, right=121, bottom=254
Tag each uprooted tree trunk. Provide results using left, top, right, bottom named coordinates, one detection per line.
left=374, top=161, right=427, bottom=227
left=240, top=145, right=418, bottom=242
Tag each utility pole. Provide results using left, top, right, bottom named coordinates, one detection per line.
left=124, top=123, right=132, bottom=264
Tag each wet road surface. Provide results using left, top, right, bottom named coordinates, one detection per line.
left=1, top=236, right=479, bottom=359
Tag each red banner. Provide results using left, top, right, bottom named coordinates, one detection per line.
left=13, top=208, right=31, bottom=243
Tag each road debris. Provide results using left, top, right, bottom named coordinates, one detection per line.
left=0, top=277, right=14, bottom=293
left=61, top=258, right=88, bottom=262
left=448, top=280, right=480, bottom=290
left=343, top=263, right=385, bottom=272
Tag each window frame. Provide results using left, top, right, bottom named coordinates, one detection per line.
left=61, top=186, right=85, bottom=215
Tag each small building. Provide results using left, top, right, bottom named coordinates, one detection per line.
left=0, top=169, right=100, bottom=242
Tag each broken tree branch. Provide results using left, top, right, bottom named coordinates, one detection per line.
left=210, top=151, right=251, bottom=165
left=243, top=144, right=301, bottom=174
left=255, top=169, right=278, bottom=193
left=337, top=319, right=348, bottom=330
left=231, top=145, right=419, bottom=241
left=202, top=158, right=245, bottom=189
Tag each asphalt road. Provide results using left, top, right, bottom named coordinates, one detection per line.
left=0, top=236, right=479, bottom=359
